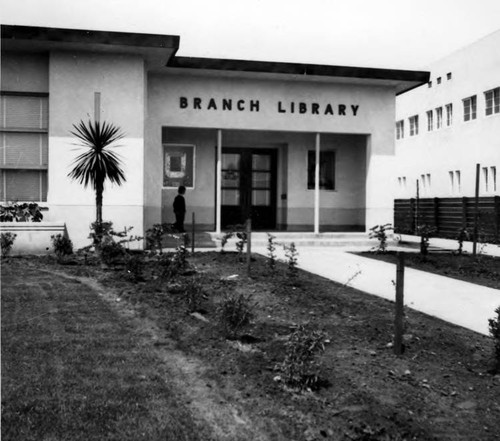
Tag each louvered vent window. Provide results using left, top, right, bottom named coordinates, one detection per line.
left=0, top=93, right=48, bottom=202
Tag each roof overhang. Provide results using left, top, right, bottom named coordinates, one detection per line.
left=1, top=25, right=180, bottom=70
left=167, top=56, right=430, bottom=94
left=1, top=25, right=429, bottom=93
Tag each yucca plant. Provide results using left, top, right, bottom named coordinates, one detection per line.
left=68, top=120, right=126, bottom=244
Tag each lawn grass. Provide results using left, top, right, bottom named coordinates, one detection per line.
left=1, top=263, right=210, bottom=441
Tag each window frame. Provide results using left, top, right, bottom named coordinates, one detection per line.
left=463, top=95, right=477, bottom=122
left=396, top=120, right=404, bottom=140
left=484, top=87, right=500, bottom=116
left=409, top=115, right=419, bottom=136
left=307, top=150, right=336, bottom=191
left=0, top=91, right=49, bottom=203
left=426, top=110, right=433, bottom=131
left=445, top=103, right=453, bottom=127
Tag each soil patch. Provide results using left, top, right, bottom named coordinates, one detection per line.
left=3, top=252, right=500, bottom=441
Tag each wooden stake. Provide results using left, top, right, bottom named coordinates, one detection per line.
left=246, top=218, right=252, bottom=277
left=394, top=253, right=405, bottom=356
left=473, top=163, right=480, bottom=256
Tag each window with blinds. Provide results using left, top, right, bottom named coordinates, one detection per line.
left=0, top=93, right=48, bottom=202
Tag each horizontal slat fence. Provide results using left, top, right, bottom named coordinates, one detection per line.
left=394, top=196, right=500, bottom=243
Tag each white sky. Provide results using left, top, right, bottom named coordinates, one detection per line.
left=1, top=0, right=500, bottom=70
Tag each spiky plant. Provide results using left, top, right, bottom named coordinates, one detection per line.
left=68, top=120, right=126, bottom=244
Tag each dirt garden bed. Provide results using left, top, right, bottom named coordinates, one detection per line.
left=2, top=249, right=500, bottom=441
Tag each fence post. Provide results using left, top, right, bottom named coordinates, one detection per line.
left=246, top=218, right=252, bottom=277
left=433, top=197, right=439, bottom=233
left=494, top=196, right=500, bottom=243
left=462, top=197, right=468, bottom=229
left=394, top=253, right=405, bottom=356
left=191, top=212, right=195, bottom=254
left=473, top=163, right=480, bottom=256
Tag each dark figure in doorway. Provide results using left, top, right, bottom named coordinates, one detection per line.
left=173, top=185, right=186, bottom=233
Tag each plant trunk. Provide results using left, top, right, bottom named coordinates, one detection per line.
left=95, top=184, right=103, bottom=245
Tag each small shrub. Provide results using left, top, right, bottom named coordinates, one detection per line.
left=51, top=234, right=73, bottom=260
left=99, top=240, right=127, bottom=265
left=145, top=223, right=173, bottom=254
left=284, top=242, right=299, bottom=279
left=125, top=254, right=145, bottom=282
left=456, top=227, right=469, bottom=255
left=220, top=231, right=233, bottom=253
left=369, top=223, right=393, bottom=253
left=1, top=232, right=17, bottom=258
left=183, top=277, right=206, bottom=313
left=278, top=324, right=327, bottom=390
left=216, top=293, right=255, bottom=339
left=0, top=202, right=44, bottom=222
left=267, top=233, right=277, bottom=273
left=488, top=306, right=500, bottom=373
left=416, top=224, right=436, bottom=256
left=172, top=242, right=189, bottom=272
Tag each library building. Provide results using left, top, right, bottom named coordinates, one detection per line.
left=1, top=25, right=429, bottom=248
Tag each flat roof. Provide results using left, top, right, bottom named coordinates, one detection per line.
left=1, top=25, right=429, bottom=93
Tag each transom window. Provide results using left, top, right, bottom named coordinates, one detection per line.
left=0, top=92, right=49, bottom=202
left=485, top=87, right=500, bottom=116
left=463, top=95, right=477, bottom=121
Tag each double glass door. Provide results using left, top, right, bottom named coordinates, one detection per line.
left=221, top=148, right=277, bottom=230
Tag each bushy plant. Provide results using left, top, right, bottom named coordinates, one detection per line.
left=369, top=223, right=393, bottom=253
left=145, top=223, right=175, bottom=254
left=267, top=233, right=277, bottom=273
left=51, top=234, right=73, bottom=260
left=183, top=277, right=206, bottom=313
left=416, top=224, right=436, bottom=256
left=219, top=224, right=247, bottom=259
left=0, top=202, right=44, bottom=222
left=172, top=243, right=189, bottom=272
left=284, top=242, right=299, bottom=279
left=278, top=324, right=327, bottom=390
left=488, top=306, right=500, bottom=373
left=216, top=293, right=255, bottom=339
left=99, top=240, right=127, bottom=265
left=125, top=254, right=145, bottom=282
left=456, top=227, right=469, bottom=255
left=1, top=232, right=17, bottom=258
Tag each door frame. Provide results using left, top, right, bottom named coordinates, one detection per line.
left=219, top=147, right=278, bottom=230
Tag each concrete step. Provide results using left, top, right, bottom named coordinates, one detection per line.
left=160, top=231, right=378, bottom=250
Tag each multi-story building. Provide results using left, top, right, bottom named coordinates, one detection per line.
left=395, top=29, right=500, bottom=200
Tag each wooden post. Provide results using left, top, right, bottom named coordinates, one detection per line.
left=314, top=133, right=320, bottom=234
left=246, top=218, right=252, bottom=277
left=415, top=180, right=420, bottom=233
left=462, top=197, right=468, bottom=229
left=433, top=197, right=439, bottom=233
left=473, top=163, right=480, bottom=256
left=494, top=196, right=500, bottom=243
left=394, top=253, right=405, bottom=356
left=94, top=92, right=101, bottom=123
left=191, top=212, right=195, bottom=254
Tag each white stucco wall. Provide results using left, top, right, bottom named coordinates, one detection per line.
left=395, top=30, right=500, bottom=199
left=146, top=72, right=396, bottom=230
left=46, top=51, right=146, bottom=248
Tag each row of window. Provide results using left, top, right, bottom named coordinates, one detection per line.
left=0, top=92, right=49, bottom=202
left=428, top=72, right=452, bottom=88
left=396, top=86, right=500, bottom=139
left=397, top=166, right=497, bottom=196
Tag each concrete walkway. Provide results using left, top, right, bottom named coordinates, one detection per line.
left=254, top=246, right=500, bottom=336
